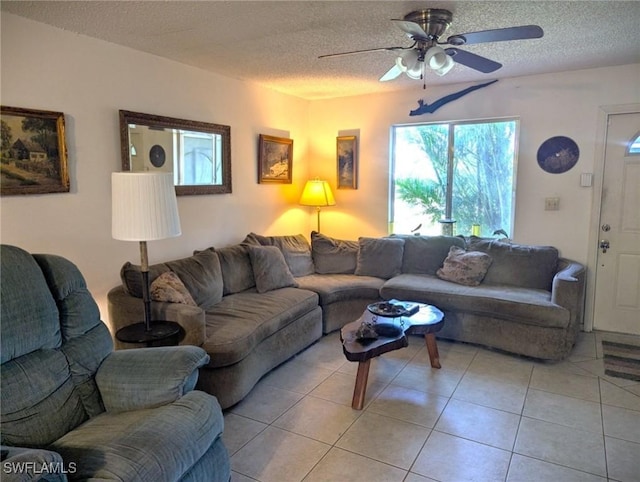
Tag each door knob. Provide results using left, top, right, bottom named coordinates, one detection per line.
left=601, top=224, right=611, bottom=232
left=600, top=240, right=610, bottom=253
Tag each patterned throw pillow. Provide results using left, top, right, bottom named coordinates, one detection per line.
left=436, top=246, right=493, bottom=286
left=150, top=271, right=197, bottom=306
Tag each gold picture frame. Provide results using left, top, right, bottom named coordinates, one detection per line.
left=337, top=135, right=357, bottom=189
left=258, top=134, right=293, bottom=184
left=1, top=106, right=69, bottom=195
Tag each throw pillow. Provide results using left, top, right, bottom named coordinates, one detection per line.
left=436, top=246, right=493, bottom=286
left=398, top=235, right=466, bottom=274
left=311, top=231, right=359, bottom=274
left=213, top=244, right=256, bottom=295
left=121, top=262, right=170, bottom=298
left=243, top=232, right=315, bottom=277
left=121, top=249, right=223, bottom=310
left=166, top=249, right=223, bottom=310
left=150, top=271, right=197, bottom=306
left=247, top=245, right=299, bottom=293
left=354, top=237, right=405, bottom=279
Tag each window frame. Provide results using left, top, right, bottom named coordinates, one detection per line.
left=389, top=116, right=520, bottom=237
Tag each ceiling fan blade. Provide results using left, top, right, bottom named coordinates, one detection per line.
left=379, top=64, right=403, bottom=82
left=445, top=25, right=543, bottom=46
left=391, top=19, right=429, bottom=40
left=319, top=46, right=407, bottom=59
left=445, top=48, right=502, bottom=73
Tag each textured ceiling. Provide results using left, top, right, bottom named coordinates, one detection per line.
left=3, top=1, right=640, bottom=100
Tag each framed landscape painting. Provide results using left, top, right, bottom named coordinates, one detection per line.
left=1, top=106, right=69, bottom=195
left=337, top=135, right=357, bottom=189
left=258, top=134, right=293, bottom=184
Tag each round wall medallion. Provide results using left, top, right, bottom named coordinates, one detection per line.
left=149, top=144, right=166, bottom=168
left=537, top=136, right=579, bottom=174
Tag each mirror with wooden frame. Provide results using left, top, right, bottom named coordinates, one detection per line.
left=119, top=110, right=231, bottom=195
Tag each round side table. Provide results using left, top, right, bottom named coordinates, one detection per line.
left=116, top=321, right=182, bottom=347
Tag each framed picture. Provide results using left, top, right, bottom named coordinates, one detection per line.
left=1, top=106, right=69, bottom=195
left=337, top=135, right=357, bottom=189
left=258, top=134, right=293, bottom=184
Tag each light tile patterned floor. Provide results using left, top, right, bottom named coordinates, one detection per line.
left=224, top=331, right=640, bottom=482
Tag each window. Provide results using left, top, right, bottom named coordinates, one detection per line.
left=627, top=132, right=640, bottom=155
left=390, top=118, right=518, bottom=238
left=174, top=130, right=223, bottom=185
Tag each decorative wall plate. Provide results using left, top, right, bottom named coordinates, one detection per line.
left=537, top=136, right=579, bottom=174
left=149, top=144, right=166, bottom=168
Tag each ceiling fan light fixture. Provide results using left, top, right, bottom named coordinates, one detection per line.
left=395, top=49, right=419, bottom=73
left=406, top=65, right=423, bottom=80
left=434, top=54, right=455, bottom=76
left=424, top=46, right=448, bottom=70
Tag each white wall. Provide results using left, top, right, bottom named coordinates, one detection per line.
left=308, top=64, right=640, bottom=265
left=0, top=14, right=311, bottom=326
left=3, top=13, right=640, bottom=328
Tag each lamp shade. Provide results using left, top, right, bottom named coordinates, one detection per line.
left=424, top=46, right=448, bottom=70
left=112, top=172, right=181, bottom=241
left=299, top=179, right=336, bottom=207
left=434, top=54, right=455, bottom=76
left=396, top=50, right=422, bottom=79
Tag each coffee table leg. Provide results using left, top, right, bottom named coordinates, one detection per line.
left=425, top=333, right=441, bottom=369
left=352, top=359, right=371, bottom=410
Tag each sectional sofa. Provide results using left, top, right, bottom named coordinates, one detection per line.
left=108, top=232, right=585, bottom=409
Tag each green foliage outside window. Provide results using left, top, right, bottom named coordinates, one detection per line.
left=392, top=119, right=517, bottom=237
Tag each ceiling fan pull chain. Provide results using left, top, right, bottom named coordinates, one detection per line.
left=422, top=62, right=427, bottom=89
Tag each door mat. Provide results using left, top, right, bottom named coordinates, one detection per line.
left=602, top=340, right=640, bottom=382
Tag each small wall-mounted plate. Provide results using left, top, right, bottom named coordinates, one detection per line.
left=537, top=136, right=579, bottom=174
left=149, top=144, right=166, bottom=168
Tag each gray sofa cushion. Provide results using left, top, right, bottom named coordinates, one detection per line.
left=310, top=231, right=359, bottom=274
left=121, top=249, right=223, bottom=310
left=214, top=244, right=256, bottom=295
left=247, top=245, right=298, bottom=293
left=202, top=288, right=319, bottom=367
left=296, top=274, right=384, bottom=305
left=167, top=250, right=223, bottom=310
left=355, top=237, right=404, bottom=279
left=398, top=235, right=466, bottom=275
left=381, top=274, right=569, bottom=328
left=243, top=232, right=315, bottom=277
left=466, top=237, right=559, bottom=290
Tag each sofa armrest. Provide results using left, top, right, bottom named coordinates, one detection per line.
left=107, top=286, right=206, bottom=349
left=551, top=259, right=586, bottom=322
left=1, top=445, right=68, bottom=481
left=95, top=345, right=210, bottom=412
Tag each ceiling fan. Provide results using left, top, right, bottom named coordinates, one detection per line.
left=319, top=8, right=543, bottom=82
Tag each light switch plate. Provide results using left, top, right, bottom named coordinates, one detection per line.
left=545, top=197, right=560, bottom=211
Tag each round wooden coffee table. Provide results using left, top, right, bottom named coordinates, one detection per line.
left=340, top=303, right=444, bottom=409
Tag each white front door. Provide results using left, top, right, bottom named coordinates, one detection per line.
left=593, top=112, right=640, bottom=334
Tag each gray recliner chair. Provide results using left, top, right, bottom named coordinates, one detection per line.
left=0, top=245, right=230, bottom=481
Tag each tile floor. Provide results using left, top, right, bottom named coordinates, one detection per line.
left=223, top=331, right=640, bottom=482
